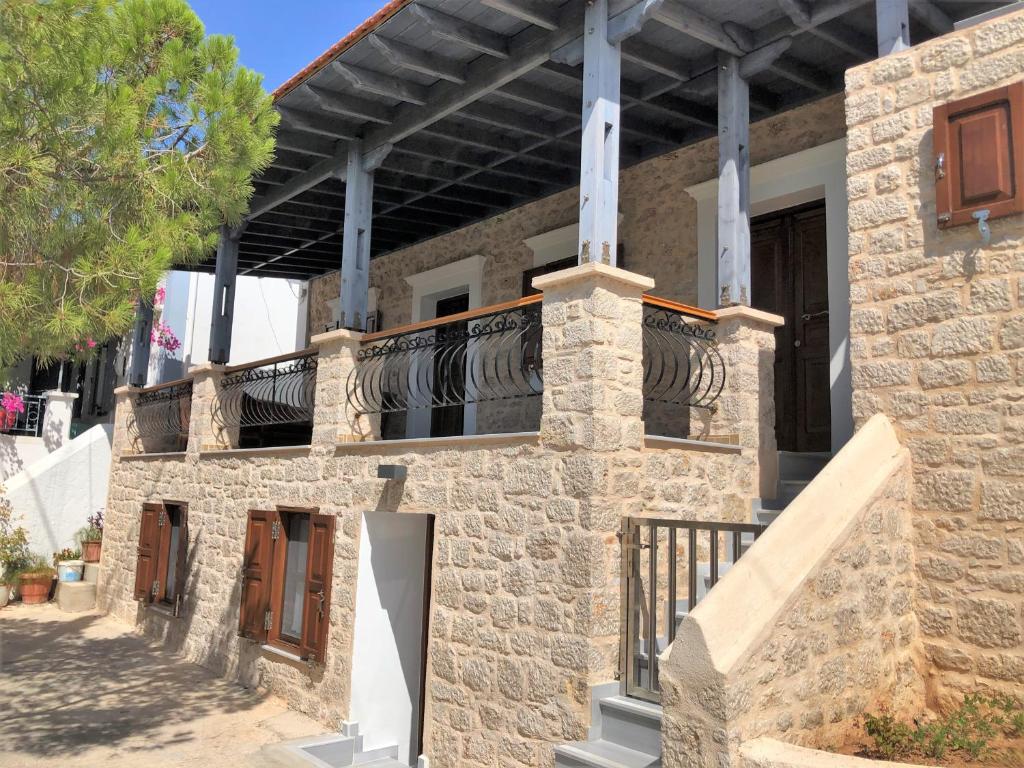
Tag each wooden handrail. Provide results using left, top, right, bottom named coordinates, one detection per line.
left=222, top=347, right=318, bottom=373
left=360, top=295, right=543, bottom=343
left=135, top=376, right=194, bottom=395
left=641, top=294, right=718, bottom=322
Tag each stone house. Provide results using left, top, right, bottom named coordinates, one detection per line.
left=99, top=2, right=1024, bottom=767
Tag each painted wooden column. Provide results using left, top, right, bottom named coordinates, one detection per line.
left=209, top=225, right=240, bottom=365
left=339, top=140, right=391, bottom=331
left=876, top=0, right=910, bottom=56
left=716, top=51, right=751, bottom=307
left=577, top=0, right=621, bottom=266
left=128, top=296, right=154, bottom=387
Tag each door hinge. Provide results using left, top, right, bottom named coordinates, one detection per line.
left=173, top=593, right=182, bottom=618
left=264, top=610, right=273, bottom=631
left=271, top=520, right=281, bottom=541
left=151, top=580, right=160, bottom=597
left=158, top=509, right=166, bottom=527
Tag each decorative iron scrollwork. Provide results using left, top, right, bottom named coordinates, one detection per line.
left=128, top=381, right=193, bottom=450
left=642, top=304, right=724, bottom=409
left=212, top=353, right=318, bottom=434
left=347, top=301, right=543, bottom=415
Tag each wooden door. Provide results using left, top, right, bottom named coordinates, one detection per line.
left=430, top=293, right=470, bottom=438
left=751, top=202, right=831, bottom=453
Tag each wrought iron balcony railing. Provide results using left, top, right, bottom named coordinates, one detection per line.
left=213, top=351, right=318, bottom=448
left=347, top=297, right=543, bottom=438
left=1, top=394, right=47, bottom=438
left=128, top=380, right=193, bottom=453
left=642, top=297, right=725, bottom=410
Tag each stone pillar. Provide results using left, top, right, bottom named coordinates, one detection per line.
left=533, top=262, right=654, bottom=683
left=703, top=306, right=784, bottom=500
left=187, top=364, right=230, bottom=453
left=41, top=390, right=78, bottom=450
left=310, top=328, right=379, bottom=446
left=111, top=385, right=139, bottom=457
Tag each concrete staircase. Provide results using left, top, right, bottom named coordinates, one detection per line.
left=752, top=451, right=831, bottom=525
left=554, top=451, right=832, bottom=768
left=555, top=692, right=662, bottom=768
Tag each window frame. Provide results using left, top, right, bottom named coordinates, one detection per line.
left=239, top=506, right=335, bottom=663
left=133, top=500, right=189, bottom=616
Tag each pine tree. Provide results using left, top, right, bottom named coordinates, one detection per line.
left=0, top=0, right=279, bottom=367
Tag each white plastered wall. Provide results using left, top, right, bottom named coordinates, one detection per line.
left=687, top=139, right=853, bottom=453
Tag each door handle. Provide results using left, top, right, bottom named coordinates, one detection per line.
left=794, top=339, right=802, bottom=348
left=800, top=310, right=829, bottom=321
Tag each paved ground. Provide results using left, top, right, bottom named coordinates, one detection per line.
left=0, top=603, right=326, bottom=767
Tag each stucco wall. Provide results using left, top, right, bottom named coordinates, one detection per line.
left=307, top=94, right=847, bottom=337
left=844, top=9, right=1024, bottom=706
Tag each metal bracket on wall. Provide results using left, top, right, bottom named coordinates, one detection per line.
left=973, top=208, right=991, bottom=246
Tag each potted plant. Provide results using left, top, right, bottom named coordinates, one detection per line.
left=15, top=555, right=56, bottom=604
left=0, top=486, right=29, bottom=608
left=0, top=392, right=25, bottom=432
left=78, top=511, right=104, bottom=563
left=54, top=547, right=83, bottom=582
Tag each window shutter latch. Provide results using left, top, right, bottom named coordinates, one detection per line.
left=271, top=520, right=281, bottom=541
left=158, top=509, right=166, bottom=527
left=264, top=610, right=273, bottom=631
left=973, top=209, right=991, bottom=246
left=151, top=580, right=160, bottom=597
left=935, top=152, right=945, bottom=180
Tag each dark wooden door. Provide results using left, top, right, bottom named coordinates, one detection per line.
left=751, top=202, right=831, bottom=453
left=430, top=293, right=470, bottom=438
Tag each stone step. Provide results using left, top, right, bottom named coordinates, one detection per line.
left=555, top=740, right=660, bottom=768
left=777, top=450, right=832, bottom=481
left=597, top=696, right=662, bottom=755
left=55, top=581, right=95, bottom=613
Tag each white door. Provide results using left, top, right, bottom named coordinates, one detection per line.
left=349, top=512, right=433, bottom=766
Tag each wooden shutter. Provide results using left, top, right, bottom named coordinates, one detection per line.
left=239, top=509, right=277, bottom=642
left=934, top=82, right=1024, bottom=228
left=299, top=513, right=336, bottom=663
left=133, top=503, right=162, bottom=601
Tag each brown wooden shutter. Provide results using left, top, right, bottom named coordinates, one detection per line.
left=299, top=513, right=336, bottom=663
left=934, top=82, right=1024, bottom=228
left=239, top=509, right=277, bottom=642
left=133, top=503, right=162, bottom=602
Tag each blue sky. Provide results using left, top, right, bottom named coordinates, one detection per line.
left=188, top=0, right=386, bottom=91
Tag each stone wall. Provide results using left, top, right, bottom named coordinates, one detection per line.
left=307, top=94, right=846, bottom=337
left=844, top=9, right=1024, bottom=706
left=660, top=415, right=920, bottom=768
left=99, top=266, right=777, bottom=768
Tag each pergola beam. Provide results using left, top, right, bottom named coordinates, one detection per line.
left=368, top=34, right=468, bottom=84
left=305, top=85, right=394, bottom=124
left=910, top=0, right=954, bottom=35
left=480, top=0, right=559, bottom=31
left=278, top=107, right=361, bottom=140
left=410, top=4, right=511, bottom=59
left=331, top=62, right=430, bottom=105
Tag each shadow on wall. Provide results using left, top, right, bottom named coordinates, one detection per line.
left=0, top=612, right=267, bottom=758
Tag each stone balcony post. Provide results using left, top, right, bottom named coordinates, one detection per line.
left=310, top=328, right=379, bottom=446
left=111, top=385, right=138, bottom=457
left=703, top=306, right=784, bottom=499
left=187, top=363, right=230, bottom=453
left=533, top=262, right=655, bottom=684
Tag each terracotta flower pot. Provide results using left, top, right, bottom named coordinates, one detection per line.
left=18, top=574, right=53, bottom=605
left=0, top=409, right=15, bottom=432
left=81, top=540, right=102, bottom=563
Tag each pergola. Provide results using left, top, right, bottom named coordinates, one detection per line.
left=130, top=0, right=1014, bottom=383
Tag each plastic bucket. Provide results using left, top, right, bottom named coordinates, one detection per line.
left=57, top=561, right=84, bottom=582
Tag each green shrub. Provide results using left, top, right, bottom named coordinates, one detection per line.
left=863, top=710, right=914, bottom=760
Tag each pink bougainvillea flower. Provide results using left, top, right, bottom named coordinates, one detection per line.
left=1, top=392, right=25, bottom=414
left=86, top=338, right=97, bottom=349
